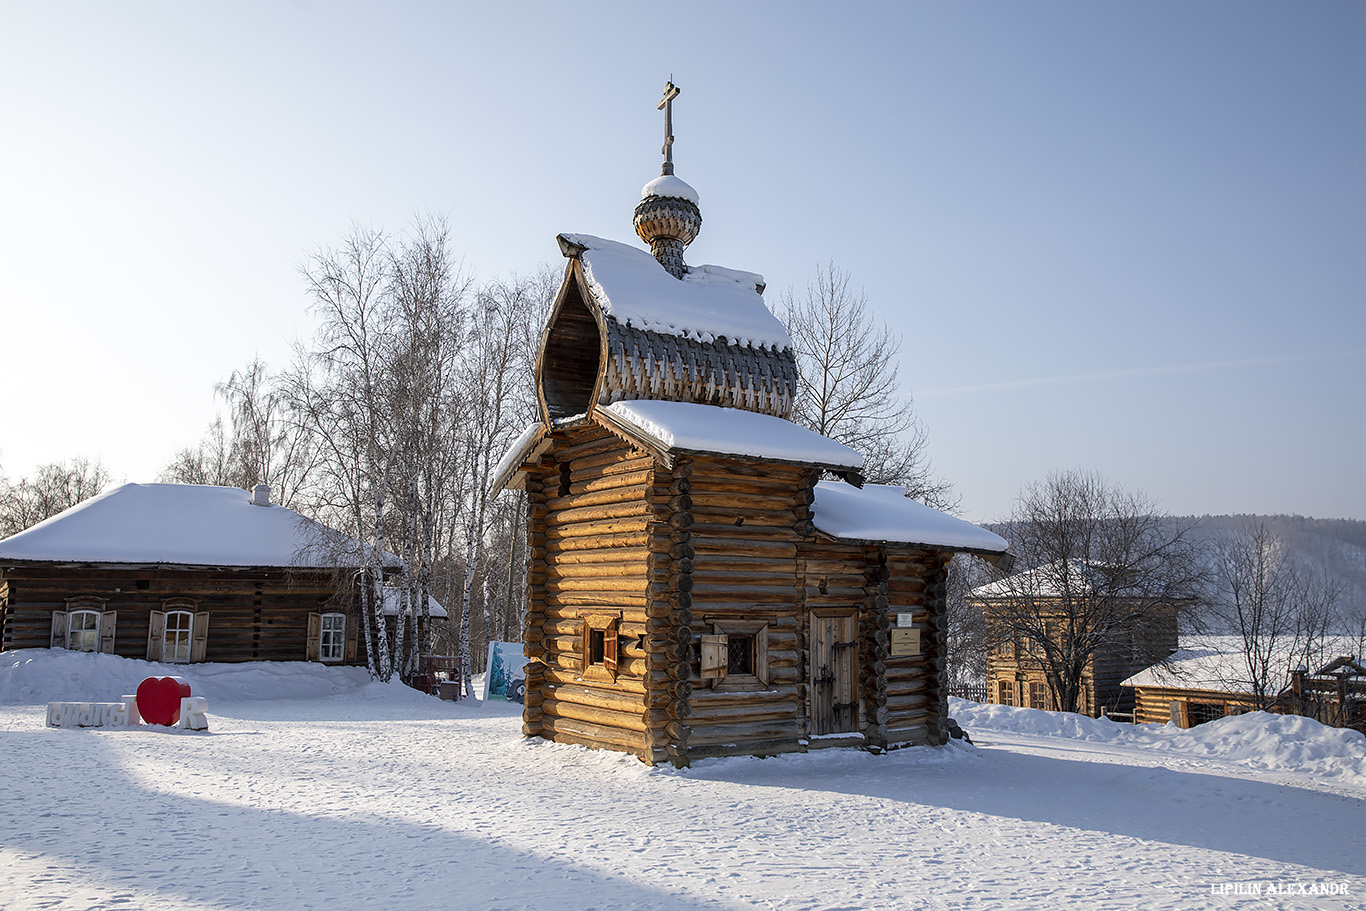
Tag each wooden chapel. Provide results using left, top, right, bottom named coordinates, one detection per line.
left=493, top=83, right=1010, bottom=766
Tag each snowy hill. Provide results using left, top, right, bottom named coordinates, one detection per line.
left=1, top=650, right=1363, bottom=910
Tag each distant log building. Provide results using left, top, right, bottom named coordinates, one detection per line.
left=0, top=483, right=397, bottom=666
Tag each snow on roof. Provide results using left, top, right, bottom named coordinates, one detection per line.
left=971, top=559, right=1096, bottom=599
left=0, top=483, right=395, bottom=569
left=1121, top=640, right=1255, bottom=694
left=380, top=588, right=448, bottom=619
left=641, top=174, right=699, bottom=204
left=1121, top=635, right=1363, bottom=694
left=811, top=481, right=1008, bottom=554
left=601, top=400, right=862, bottom=470
left=558, top=233, right=790, bottom=351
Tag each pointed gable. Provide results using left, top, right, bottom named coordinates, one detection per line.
left=536, top=234, right=798, bottom=422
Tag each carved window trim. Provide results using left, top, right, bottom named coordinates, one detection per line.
left=580, top=611, right=620, bottom=683
left=700, top=618, right=770, bottom=692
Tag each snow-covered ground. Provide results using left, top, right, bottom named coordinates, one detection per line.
left=2, top=650, right=1363, bottom=911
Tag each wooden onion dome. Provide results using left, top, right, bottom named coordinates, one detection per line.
left=634, top=179, right=701, bottom=280
left=633, top=80, right=702, bottom=280
left=535, top=81, right=798, bottom=424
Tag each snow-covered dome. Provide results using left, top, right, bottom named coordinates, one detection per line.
left=634, top=173, right=702, bottom=279
left=641, top=174, right=699, bottom=205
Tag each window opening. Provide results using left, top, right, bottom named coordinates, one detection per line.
left=726, top=635, right=754, bottom=676
left=1187, top=701, right=1224, bottom=727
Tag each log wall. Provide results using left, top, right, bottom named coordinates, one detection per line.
left=522, top=428, right=659, bottom=762
left=682, top=458, right=814, bottom=761
left=518, top=423, right=959, bottom=765
left=0, top=565, right=354, bottom=664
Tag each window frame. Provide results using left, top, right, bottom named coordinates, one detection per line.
left=52, top=598, right=114, bottom=653
left=998, top=679, right=1014, bottom=706
left=319, top=612, right=347, bottom=663
left=580, top=612, right=620, bottom=683
left=700, top=618, right=770, bottom=692
left=67, top=609, right=102, bottom=652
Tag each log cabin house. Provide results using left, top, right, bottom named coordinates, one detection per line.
left=492, top=83, right=1010, bottom=766
left=0, top=482, right=396, bottom=665
left=974, top=561, right=1180, bottom=717
left=1122, top=639, right=1365, bottom=730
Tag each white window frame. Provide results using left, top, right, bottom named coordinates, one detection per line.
left=319, top=612, right=346, bottom=663
left=163, top=609, right=194, bottom=663
left=67, top=609, right=102, bottom=652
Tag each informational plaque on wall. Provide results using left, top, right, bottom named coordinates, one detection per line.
left=889, top=627, right=921, bottom=657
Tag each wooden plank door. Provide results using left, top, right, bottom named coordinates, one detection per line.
left=810, top=612, right=859, bottom=735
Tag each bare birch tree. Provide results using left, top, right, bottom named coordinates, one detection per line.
left=288, top=225, right=398, bottom=678
left=1209, top=521, right=1343, bottom=706
left=777, top=262, right=953, bottom=508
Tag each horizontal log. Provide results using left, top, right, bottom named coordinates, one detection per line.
left=542, top=666, right=646, bottom=694
left=570, top=451, right=655, bottom=474
left=543, top=698, right=647, bottom=731
left=549, top=531, right=651, bottom=553
left=685, top=719, right=803, bottom=747
left=545, top=577, right=646, bottom=594
left=545, top=517, right=651, bottom=540
left=539, top=717, right=648, bottom=754
left=549, top=682, right=647, bottom=715
left=548, top=499, right=653, bottom=526
left=568, top=469, right=653, bottom=497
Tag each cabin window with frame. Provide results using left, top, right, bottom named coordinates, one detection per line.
left=1030, top=681, right=1049, bottom=710
left=52, top=600, right=114, bottom=653
left=700, top=619, right=770, bottom=691
left=998, top=679, right=1014, bottom=706
left=67, top=609, right=101, bottom=652
left=164, top=610, right=194, bottom=663
left=580, top=612, right=620, bottom=683
left=319, top=612, right=346, bottom=663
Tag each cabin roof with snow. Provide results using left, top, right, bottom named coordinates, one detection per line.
left=810, top=481, right=1009, bottom=556
left=537, top=234, right=799, bottom=423
left=0, top=483, right=396, bottom=570
left=1121, top=636, right=1365, bottom=694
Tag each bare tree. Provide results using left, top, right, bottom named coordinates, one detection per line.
left=983, top=469, right=1204, bottom=714
left=0, top=458, right=114, bottom=536
left=288, top=224, right=398, bottom=679
left=944, top=554, right=992, bottom=695
left=160, top=358, right=318, bottom=508
left=1209, top=521, right=1343, bottom=706
left=777, top=262, right=953, bottom=508
left=450, top=273, right=546, bottom=695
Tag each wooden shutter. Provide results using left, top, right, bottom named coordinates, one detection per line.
left=99, top=611, right=117, bottom=654
left=603, top=623, right=618, bottom=679
left=306, top=611, right=322, bottom=661
left=190, top=612, right=211, bottom=663
left=50, top=612, right=69, bottom=649
left=147, top=610, right=166, bottom=661
left=754, top=629, right=770, bottom=686
left=700, top=634, right=728, bottom=679
left=344, top=615, right=358, bottom=663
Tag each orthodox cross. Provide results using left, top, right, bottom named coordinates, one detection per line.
left=658, top=80, right=680, bottom=176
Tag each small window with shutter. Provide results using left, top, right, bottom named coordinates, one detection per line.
left=53, top=598, right=114, bottom=653
left=700, top=618, right=769, bottom=691
left=580, top=612, right=620, bottom=683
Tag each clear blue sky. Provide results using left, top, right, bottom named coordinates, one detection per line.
left=3, top=1, right=1362, bottom=522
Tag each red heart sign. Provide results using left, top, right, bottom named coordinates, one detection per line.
left=136, top=676, right=191, bottom=726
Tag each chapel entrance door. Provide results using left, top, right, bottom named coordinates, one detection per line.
left=810, top=611, right=858, bottom=736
